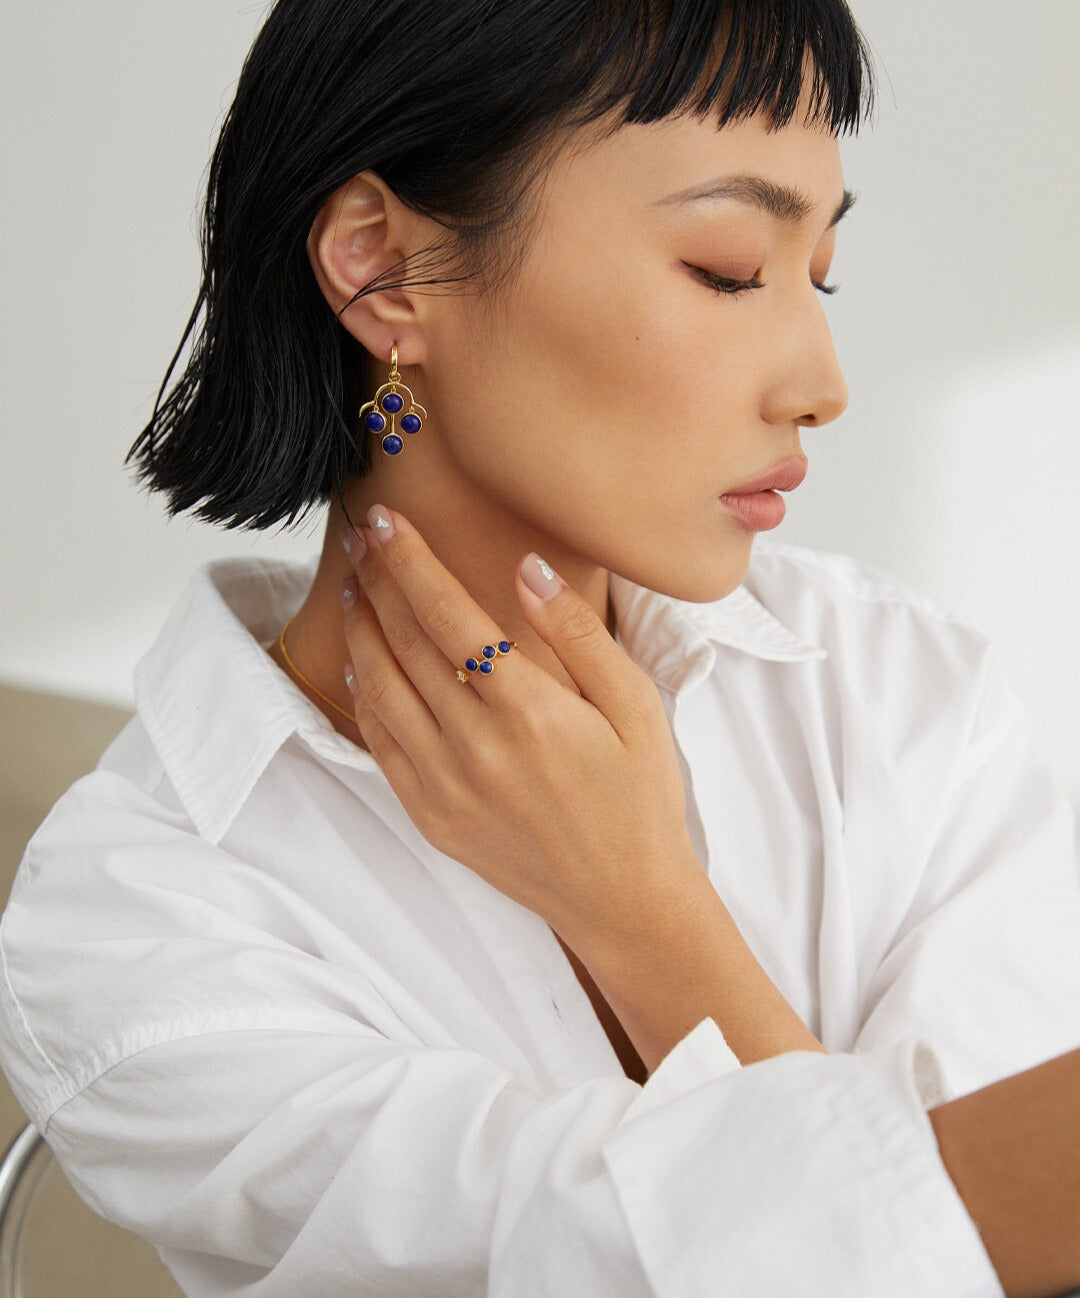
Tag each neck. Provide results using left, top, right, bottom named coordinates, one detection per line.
left=269, top=468, right=615, bottom=741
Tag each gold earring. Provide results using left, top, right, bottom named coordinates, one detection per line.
left=359, top=343, right=426, bottom=456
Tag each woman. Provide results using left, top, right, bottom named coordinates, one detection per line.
left=1, top=1, right=1078, bottom=1295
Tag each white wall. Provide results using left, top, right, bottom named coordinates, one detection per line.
left=792, top=1, right=1080, bottom=811
left=2, top=3, right=1077, bottom=807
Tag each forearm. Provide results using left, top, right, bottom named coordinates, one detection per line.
left=570, top=860, right=825, bottom=1073
left=567, top=859, right=1080, bottom=1297
left=927, top=1046, right=1080, bottom=1298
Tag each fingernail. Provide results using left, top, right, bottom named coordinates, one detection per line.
left=341, top=528, right=367, bottom=561
left=341, top=577, right=358, bottom=608
left=344, top=664, right=358, bottom=695
left=368, top=504, right=395, bottom=543
left=521, top=553, right=564, bottom=600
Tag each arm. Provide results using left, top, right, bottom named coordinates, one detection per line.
left=563, top=855, right=825, bottom=1072
left=927, top=1046, right=1080, bottom=1298
left=853, top=637, right=1080, bottom=1099
left=35, top=1021, right=1019, bottom=1298
left=575, top=868, right=1080, bottom=1298
left=848, top=635, right=1080, bottom=1295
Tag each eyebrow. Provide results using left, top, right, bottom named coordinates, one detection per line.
left=653, top=173, right=857, bottom=229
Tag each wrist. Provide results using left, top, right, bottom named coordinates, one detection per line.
left=552, top=838, right=704, bottom=962
left=569, top=859, right=825, bottom=1072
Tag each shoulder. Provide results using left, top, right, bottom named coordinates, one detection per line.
left=740, top=538, right=1017, bottom=782
left=747, top=536, right=970, bottom=626
left=0, top=716, right=184, bottom=1078
left=745, top=537, right=996, bottom=682
left=0, top=715, right=289, bottom=1130
left=8, top=714, right=188, bottom=886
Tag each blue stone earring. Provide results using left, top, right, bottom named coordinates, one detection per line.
left=359, top=343, right=426, bottom=456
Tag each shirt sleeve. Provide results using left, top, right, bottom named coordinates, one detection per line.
left=854, top=638, right=1080, bottom=1098
left=0, top=777, right=1006, bottom=1298
left=18, top=1020, right=1001, bottom=1297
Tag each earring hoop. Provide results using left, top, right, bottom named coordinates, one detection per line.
left=359, top=343, right=426, bottom=456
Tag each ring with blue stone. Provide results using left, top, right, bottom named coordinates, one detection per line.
left=456, top=640, right=518, bottom=684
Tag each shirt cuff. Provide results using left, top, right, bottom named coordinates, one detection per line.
left=601, top=1032, right=1005, bottom=1298
left=619, top=1015, right=742, bottom=1124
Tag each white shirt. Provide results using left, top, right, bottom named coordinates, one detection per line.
left=2, top=539, right=1079, bottom=1298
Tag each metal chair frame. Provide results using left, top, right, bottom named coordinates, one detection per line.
left=0, top=1123, right=54, bottom=1298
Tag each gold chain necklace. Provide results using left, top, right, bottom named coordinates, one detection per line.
left=277, top=615, right=357, bottom=725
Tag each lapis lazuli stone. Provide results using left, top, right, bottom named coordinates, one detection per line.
left=479, top=660, right=493, bottom=674
left=465, top=657, right=479, bottom=672
left=381, top=392, right=405, bottom=414
left=401, top=413, right=421, bottom=434
left=382, top=434, right=404, bottom=455
left=498, top=640, right=511, bottom=654
left=482, top=644, right=496, bottom=659
left=365, top=411, right=386, bottom=432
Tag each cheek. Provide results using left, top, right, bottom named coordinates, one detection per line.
left=447, top=234, right=662, bottom=466
left=505, top=237, right=699, bottom=442
left=427, top=227, right=758, bottom=529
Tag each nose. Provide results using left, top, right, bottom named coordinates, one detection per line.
left=762, top=303, right=850, bottom=430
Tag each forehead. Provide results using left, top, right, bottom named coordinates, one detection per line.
left=549, top=108, right=845, bottom=229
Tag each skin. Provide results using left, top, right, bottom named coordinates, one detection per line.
left=269, top=70, right=849, bottom=747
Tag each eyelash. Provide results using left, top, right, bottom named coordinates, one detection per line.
left=693, top=267, right=840, bottom=297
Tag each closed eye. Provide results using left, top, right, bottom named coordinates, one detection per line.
left=689, top=265, right=840, bottom=297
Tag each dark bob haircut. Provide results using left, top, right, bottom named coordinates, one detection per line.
left=125, top=0, right=877, bottom=533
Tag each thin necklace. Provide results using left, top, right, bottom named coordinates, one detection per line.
left=277, top=615, right=357, bottom=725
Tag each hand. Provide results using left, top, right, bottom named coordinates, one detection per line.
left=340, top=504, right=700, bottom=948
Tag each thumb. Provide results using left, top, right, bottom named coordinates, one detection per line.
left=516, top=552, right=644, bottom=736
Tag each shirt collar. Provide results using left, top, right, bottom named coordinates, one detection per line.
left=608, top=554, right=827, bottom=695
left=134, top=550, right=826, bottom=844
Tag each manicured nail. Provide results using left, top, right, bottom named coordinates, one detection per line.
left=341, top=527, right=367, bottom=561
left=368, top=504, right=395, bottom=543
left=344, top=664, right=358, bottom=695
left=341, top=577, right=358, bottom=607
left=521, top=553, right=564, bottom=600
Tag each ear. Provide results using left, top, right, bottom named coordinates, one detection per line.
left=306, top=170, right=429, bottom=368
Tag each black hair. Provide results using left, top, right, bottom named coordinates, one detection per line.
left=125, top=0, right=878, bottom=533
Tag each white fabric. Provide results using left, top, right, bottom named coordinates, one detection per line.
left=2, top=537, right=1079, bottom=1297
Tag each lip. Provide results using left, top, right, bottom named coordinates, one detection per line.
left=722, top=455, right=808, bottom=496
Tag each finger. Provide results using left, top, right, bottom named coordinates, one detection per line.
left=341, top=578, right=445, bottom=777
left=345, top=523, right=481, bottom=721
left=515, top=553, right=657, bottom=745
left=344, top=657, right=428, bottom=807
left=346, top=507, right=528, bottom=714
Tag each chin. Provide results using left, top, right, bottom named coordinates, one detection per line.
left=642, top=552, right=751, bottom=605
